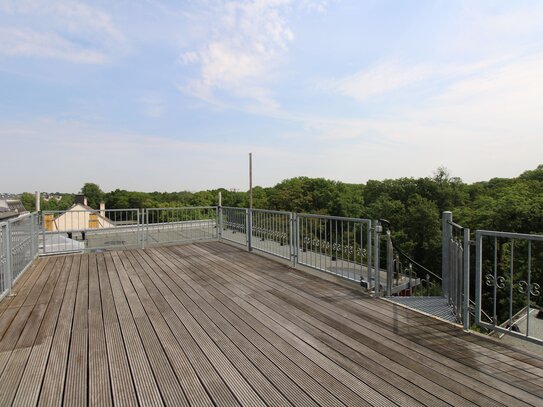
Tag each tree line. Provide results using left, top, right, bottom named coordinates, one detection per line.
left=20, top=165, right=543, bottom=276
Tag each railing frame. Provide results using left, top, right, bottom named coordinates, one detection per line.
left=0, top=212, right=40, bottom=300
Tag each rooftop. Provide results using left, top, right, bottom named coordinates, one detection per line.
left=1, top=241, right=543, bottom=406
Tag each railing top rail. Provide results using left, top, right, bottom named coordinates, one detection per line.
left=476, top=230, right=543, bottom=241
left=42, top=208, right=140, bottom=214
left=146, top=206, right=217, bottom=211
left=447, top=220, right=464, bottom=230
left=221, top=206, right=247, bottom=210
left=251, top=208, right=291, bottom=215
left=297, top=213, right=372, bottom=223
left=4, top=211, right=37, bottom=224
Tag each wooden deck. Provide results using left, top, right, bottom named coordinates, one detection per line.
left=1, top=242, right=543, bottom=406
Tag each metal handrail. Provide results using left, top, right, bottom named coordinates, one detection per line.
left=379, top=219, right=442, bottom=282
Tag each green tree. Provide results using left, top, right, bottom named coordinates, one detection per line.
left=81, top=183, right=104, bottom=209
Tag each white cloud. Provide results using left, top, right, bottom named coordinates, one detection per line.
left=328, top=61, right=433, bottom=102
left=0, top=27, right=107, bottom=64
left=179, top=0, right=318, bottom=109
left=138, top=94, right=167, bottom=118
left=0, top=0, right=125, bottom=63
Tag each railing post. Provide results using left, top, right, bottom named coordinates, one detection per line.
left=442, top=211, right=453, bottom=299
left=475, top=231, right=482, bottom=326
left=218, top=206, right=223, bottom=241
left=30, top=213, right=36, bottom=258
left=140, top=209, right=145, bottom=249
left=290, top=212, right=297, bottom=267
left=386, top=229, right=393, bottom=296
left=41, top=212, right=46, bottom=255
left=463, top=227, right=471, bottom=331
left=6, top=222, right=12, bottom=294
left=366, top=221, right=372, bottom=288
left=246, top=208, right=253, bottom=252
left=374, top=221, right=381, bottom=295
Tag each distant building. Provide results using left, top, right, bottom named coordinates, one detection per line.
left=43, top=195, right=114, bottom=232
left=0, top=199, right=28, bottom=221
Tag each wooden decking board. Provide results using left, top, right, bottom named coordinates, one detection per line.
left=265, top=269, right=543, bottom=396
left=63, top=253, right=89, bottom=407
left=192, top=243, right=532, bottom=407
left=251, top=292, right=451, bottom=407
left=172, top=245, right=456, bottom=405
left=0, top=258, right=52, bottom=349
left=0, top=256, right=65, bottom=406
left=0, top=257, right=46, bottom=317
left=124, top=250, right=266, bottom=407
left=148, top=247, right=343, bottom=407
left=225, top=252, right=540, bottom=404
left=283, top=264, right=543, bottom=380
left=167, top=246, right=423, bottom=407
left=105, top=252, right=164, bottom=407
left=1, top=242, right=543, bottom=406
left=97, top=253, right=139, bottom=407
left=121, top=251, right=215, bottom=407
left=105, top=254, right=233, bottom=407
left=204, top=244, right=543, bottom=394
left=12, top=256, right=72, bottom=407
left=158, top=246, right=376, bottom=407
left=131, top=249, right=288, bottom=407
left=88, top=254, right=113, bottom=406
left=137, top=249, right=313, bottom=407
left=112, top=251, right=187, bottom=407
left=38, top=255, right=81, bottom=407
left=136, top=249, right=266, bottom=407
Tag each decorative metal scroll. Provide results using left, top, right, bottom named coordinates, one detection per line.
left=518, top=281, right=541, bottom=297
left=485, top=274, right=506, bottom=289
left=301, top=236, right=367, bottom=259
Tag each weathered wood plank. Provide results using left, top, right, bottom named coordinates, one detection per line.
left=12, top=256, right=72, bottom=407
left=63, top=253, right=89, bottom=407
left=0, top=256, right=65, bottom=406
left=88, top=254, right=112, bottom=406
left=38, top=255, right=81, bottom=406
left=97, top=252, right=139, bottom=407
left=196, top=242, right=543, bottom=406
left=2, top=241, right=543, bottom=406
left=0, top=258, right=47, bottom=318
left=154, top=247, right=364, bottom=407
left=112, top=251, right=188, bottom=407
left=132, top=249, right=289, bottom=407
left=105, top=251, right=164, bottom=407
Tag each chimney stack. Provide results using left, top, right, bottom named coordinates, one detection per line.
left=100, top=201, right=105, bottom=217
left=35, top=191, right=40, bottom=212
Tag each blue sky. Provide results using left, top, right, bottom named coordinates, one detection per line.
left=1, top=0, right=543, bottom=193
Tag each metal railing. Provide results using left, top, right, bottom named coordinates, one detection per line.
left=145, top=207, right=218, bottom=247
left=42, top=209, right=141, bottom=254
left=220, top=207, right=248, bottom=246
left=377, top=220, right=440, bottom=298
left=475, top=230, right=543, bottom=344
left=42, top=207, right=218, bottom=254
left=296, top=214, right=372, bottom=283
left=251, top=209, right=293, bottom=260
left=447, top=221, right=471, bottom=328
left=0, top=213, right=40, bottom=300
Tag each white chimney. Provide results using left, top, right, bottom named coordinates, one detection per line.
left=35, top=191, right=40, bottom=212
left=100, top=201, right=105, bottom=217
left=84, top=197, right=88, bottom=206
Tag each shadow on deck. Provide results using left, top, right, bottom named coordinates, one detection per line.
left=1, top=241, right=543, bottom=406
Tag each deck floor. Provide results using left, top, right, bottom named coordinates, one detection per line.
left=1, top=241, right=543, bottom=406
